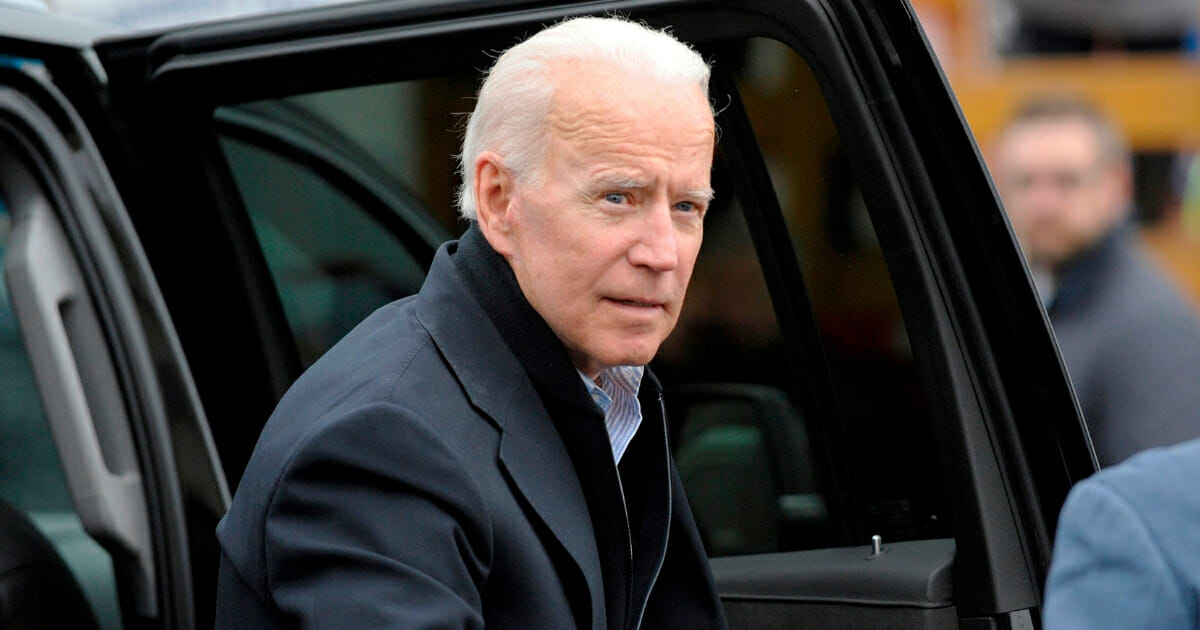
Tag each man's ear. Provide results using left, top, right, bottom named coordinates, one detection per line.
left=474, top=151, right=518, bottom=256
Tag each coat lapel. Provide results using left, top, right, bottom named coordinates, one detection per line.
left=497, top=389, right=607, bottom=630
left=416, top=241, right=605, bottom=629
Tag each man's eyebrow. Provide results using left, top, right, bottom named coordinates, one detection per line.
left=592, top=174, right=648, bottom=190
left=590, top=175, right=714, bottom=202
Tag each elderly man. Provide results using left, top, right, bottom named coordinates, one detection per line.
left=993, top=96, right=1200, bottom=466
left=214, top=16, right=728, bottom=630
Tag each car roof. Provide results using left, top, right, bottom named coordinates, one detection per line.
left=0, top=4, right=114, bottom=49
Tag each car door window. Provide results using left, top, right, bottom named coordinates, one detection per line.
left=220, top=133, right=429, bottom=366
left=654, top=39, right=943, bottom=556
left=742, top=39, right=945, bottom=546
left=216, top=93, right=455, bottom=368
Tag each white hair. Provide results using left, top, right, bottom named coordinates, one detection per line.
left=456, top=16, right=712, bottom=221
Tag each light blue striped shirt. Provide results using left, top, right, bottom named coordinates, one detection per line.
left=578, top=366, right=645, bottom=463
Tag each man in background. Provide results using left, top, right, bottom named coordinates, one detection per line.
left=993, top=95, right=1200, bottom=466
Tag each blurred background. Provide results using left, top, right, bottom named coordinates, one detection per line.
left=911, top=0, right=1200, bottom=309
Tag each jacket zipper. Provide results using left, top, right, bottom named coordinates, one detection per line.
left=614, top=468, right=635, bottom=566
left=628, top=393, right=672, bottom=630
left=613, top=458, right=635, bottom=630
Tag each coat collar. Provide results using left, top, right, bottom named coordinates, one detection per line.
left=1049, top=223, right=1131, bottom=316
left=415, top=227, right=606, bottom=629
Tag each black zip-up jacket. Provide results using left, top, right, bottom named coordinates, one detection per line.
left=215, top=226, right=728, bottom=630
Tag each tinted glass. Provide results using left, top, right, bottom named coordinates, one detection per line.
left=659, top=39, right=945, bottom=554
left=219, top=121, right=438, bottom=366
left=216, top=82, right=472, bottom=367
left=734, top=39, right=945, bottom=544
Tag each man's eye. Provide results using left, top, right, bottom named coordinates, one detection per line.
left=604, top=192, right=627, bottom=204
left=674, top=201, right=697, bottom=213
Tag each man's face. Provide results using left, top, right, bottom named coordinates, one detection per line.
left=993, top=118, right=1130, bottom=269
left=478, top=63, right=715, bottom=378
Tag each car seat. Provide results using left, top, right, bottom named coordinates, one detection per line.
left=0, top=498, right=100, bottom=630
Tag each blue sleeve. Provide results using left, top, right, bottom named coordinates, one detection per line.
left=1042, top=477, right=1189, bottom=630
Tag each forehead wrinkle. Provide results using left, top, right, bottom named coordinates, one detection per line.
left=550, top=111, right=713, bottom=153
left=546, top=82, right=713, bottom=154
left=542, top=67, right=715, bottom=196
left=548, top=108, right=633, bottom=152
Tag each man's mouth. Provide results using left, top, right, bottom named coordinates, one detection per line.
left=609, top=298, right=661, bottom=308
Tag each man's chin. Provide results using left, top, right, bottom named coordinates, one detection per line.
left=595, top=346, right=662, bottom=371
left=567, top=328, right=675, bottom=373
left=1024, top=245, right=1069, bottom=270
left=1036, top=252, right=1075, bottom=270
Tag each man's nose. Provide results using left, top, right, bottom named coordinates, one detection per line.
left=628, top=202, right=679, bottom=271
left=1025, top=181, right=1066, bottom=216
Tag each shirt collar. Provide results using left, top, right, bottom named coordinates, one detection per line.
left=578, top=365, right=646, bottom=462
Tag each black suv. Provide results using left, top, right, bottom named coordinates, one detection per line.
left=0, top=1, right=1094, bottom=629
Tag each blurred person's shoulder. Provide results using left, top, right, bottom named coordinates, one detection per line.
left=1047, top=438, right=1200, bottom=629
left=1074, top=437, right=1200, bottom=531
left=1091, top=228, right=1200, bottom=335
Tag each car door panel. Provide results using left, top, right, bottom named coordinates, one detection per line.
left=714, top=540, right=956, bottom=630
left=3, top=167, right=156, bottom=615
left=1, top=80, right=159, bottom=623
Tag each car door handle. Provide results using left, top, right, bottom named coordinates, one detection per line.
left=4, top=190, right=157, bottom=616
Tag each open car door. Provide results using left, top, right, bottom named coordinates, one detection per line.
left=0, top=12, right=227, bottom=630
left=5, top=0, right=1098, bottom=628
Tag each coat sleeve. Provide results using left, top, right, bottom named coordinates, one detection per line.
left=262, top=402, right=494, bottom=629
left=1042, top=477, right=1188, bottom=630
